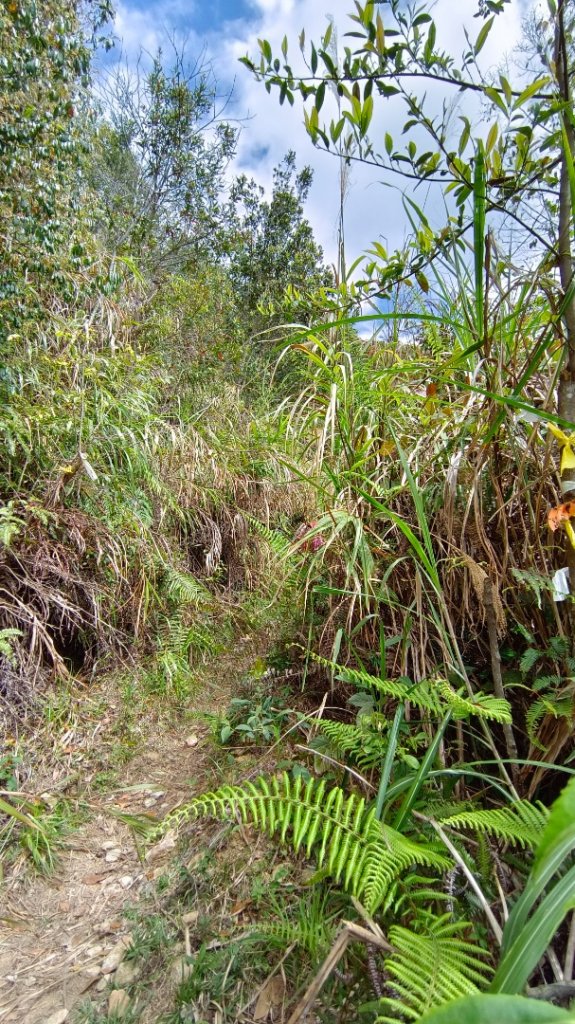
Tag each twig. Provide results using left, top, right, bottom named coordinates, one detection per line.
left=483, top=577, right=519, bottom=786
left=286, top=921, right=391, bottom=1024
left=415, top=811, right=503, bottom=946
left=527, top=981, right=575, bottom=1002
left=564, top=910, right=575, bottom=981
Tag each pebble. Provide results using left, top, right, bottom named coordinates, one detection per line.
left=85, top=944, right=104, bottom=959
left=119, top=875, right=134, bottom=889
left=169, top=955, right=194, bottom=985
left=95, top=918, right=123, bottom=936
left=114, top=960, right=139, bottom=987
left=145, top=832, right=176, bottom=864
left=185, top=734, right=199, bottom=747
left=101, top=840, right=119, bottom=851
left=45, top=1012, right=69, bottom=1024
left=108, top=989, right=130, bottom=1017
left=105, top=848, right=122, bottom=863
left=182, top=910, right=199, bottom=926
left=101, top=936, right=132, bottom=975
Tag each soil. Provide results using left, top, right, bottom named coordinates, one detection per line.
left=0, top=642, right=263, bottom=1024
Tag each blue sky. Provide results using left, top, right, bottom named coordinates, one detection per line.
left=107, top=0, right=527, bottom=268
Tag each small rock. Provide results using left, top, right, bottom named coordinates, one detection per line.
left=114, top=960, right=138, bottom=987
left=96, top=977, right=108, bottom=992
left=169, top=955, right=194, bottom=986
left=143, top=797, right=157, bottom=809
left=45, top=1011, right=69, bottom=1024
left=95, top=918, right=123, bottom=937
left=102, top=840, right=119, bottom=851
left=77, top=969, right=101, bottom=994
left=58, top=899, right=71, bottom=912
left=145, top=831, right=176, bottom=864
left=101, top=936, right=132, bottom=975
left=182, top=910, right=199, bottom=926
left=119, top=875, right=134, bottom=889
left=185, top=734, right=199, bottom=747
left=108, top=989, right=130, bottom=1017
left=85, top=944, right=104, bottom=959
left=105, top=848, right=122, bottom=863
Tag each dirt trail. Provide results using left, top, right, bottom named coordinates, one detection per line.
left=0, top=720, right=215, bottom=1024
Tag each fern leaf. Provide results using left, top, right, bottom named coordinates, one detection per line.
left=441, top=802, right=547, bottom=849
left=376, top=915, right=492, bottom=1022
left=360, top=819, right=450, bottom=913
left=317, top=719, right=386, bottom=770
left=151, top=773, right=448, bottom=912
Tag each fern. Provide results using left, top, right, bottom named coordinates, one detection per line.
left=151, top=773, right=449, bottom=912
left=316, top=718, right=386, bottom=770
left=309, top=654, right=511, bottom=723
left=244, top=514, right=293, bottom=561
left=440, top=802, right=548, bottom=849
left=376, top=915, right=492, bottom=1022
left=162, top=562, right=208, bottom=606
left=525, top=695, right=573, bottom=748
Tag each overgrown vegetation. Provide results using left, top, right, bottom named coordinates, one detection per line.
left=4, top=0, right=575, bottom=1021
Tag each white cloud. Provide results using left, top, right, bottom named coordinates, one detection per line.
left=110, top=0, right=527, bottom=268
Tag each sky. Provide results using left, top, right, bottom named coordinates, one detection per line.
left=106, top=0, right=529, bottom=269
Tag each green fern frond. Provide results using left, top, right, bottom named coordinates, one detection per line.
left=244, top=514, right=293, bottom=560
left=253, top=915, right=335, bottom=957
left=162, top=563, right=208, bottom=606
left=526, top=695, right=573, bottom=749
left=360, top=829, right=449, bottom=914
left=317, top=719, right=386, bottom=770
left=434, top=680, right=511, bottom=723
left=308, top=655, right=511, bottom=723
left=376, top=915, right=492, bottom=1023
left=308, top=653, right=438, bottom=710
left=151, top=773, right=449, bottom=913
left=440, top=801, right=548, bottom=849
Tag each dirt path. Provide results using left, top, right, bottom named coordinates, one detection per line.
left=0, top=719, right=216, bottom=1023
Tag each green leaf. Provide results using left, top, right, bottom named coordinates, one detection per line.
left=424, top=21, right=436, bottom=64
left=485, top=121, right=499, bottom=154
left=415, top=270, right=430, bottom=293
left=420, top=994, right=575, bottom=1024
left=474, top=17, right=494, bottom=56
left=385, top=131, right=393, bottom=155
left=513, top=76, right=551, bottom=110
left=375, top=12, right=385, bottom=53
left=258, top=38, right=272, bottom=63
left=361, top=94, right=374, bottom=135
left=485, top=86, right=508, bottom=116
left=491, top=779, right=575, bottom=993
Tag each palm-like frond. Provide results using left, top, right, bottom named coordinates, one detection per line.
left=309, top=654, right=512, bottom=723
left=440, top=801, right=548, bottom=849
left=150, top=772, right=449, bottom=912
left=316, top=718, right=386, bottom=770
left=376, top=915, right=492, bottom=1022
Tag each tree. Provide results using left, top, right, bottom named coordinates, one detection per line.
left=222, top=151, right=332, bottom=337
left=0, top=0, right=112, bottom=341
left=242, top=0, right=575, bottom=593
left=91, top=46, right=237, bottom=276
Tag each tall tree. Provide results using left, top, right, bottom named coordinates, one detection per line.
left=91, top=46, right=237, bottom=276
left=223, top=151, right=331, bottom=337
left=0, top=0, right=112, bottom=341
